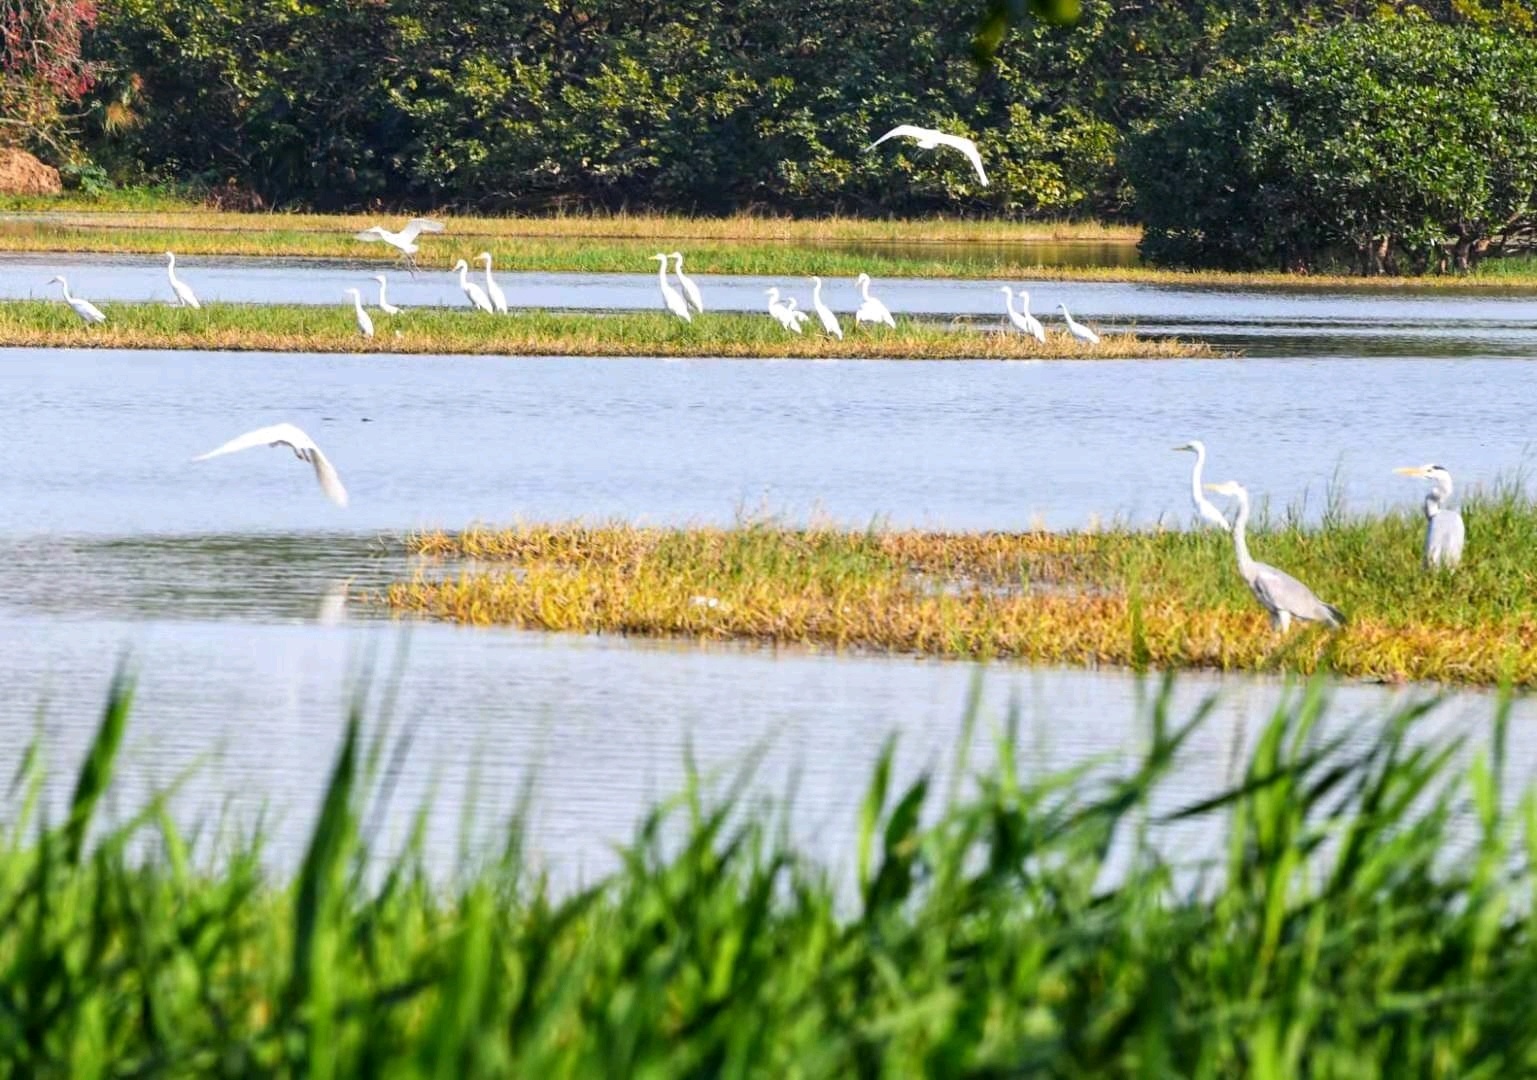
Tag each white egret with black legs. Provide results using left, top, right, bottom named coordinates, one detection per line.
left=476, top=252, right=508, bottom=313
left=1173, top=441, right=1231, bottom=531
left=353, top=218, right=444, bottom=271
left=653, top=253, right=692, bottom=322
left=345, top=288, right=374, bottom=339
left=453, top=259, right=495, bottom=313
left=670, top=252, right=704, bottom=314
left=165, top=252, right=201, bottom=309
left=999, top=286, right=1044, bottom=343
left=1058, top=303, right=1100, bottom=345
left=810, top=276, right=842, bottom=339
left=49, top=276, right=105, bottom=324
left=853, top=273, right=896, bottom=328
left=371, top=275, right=400, bottom=315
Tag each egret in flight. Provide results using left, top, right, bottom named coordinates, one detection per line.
left=765, top=288, right=801, bottom=332
left=353, top=218, right=445, bottom=271
left=1058, top=303, right=1100, bottom=345
left=653, top=253, right=692, bottom=322
left=810, top=276, right=843, bottom=339
left=670, top=252, right=704, bottom=314
left=344, top=288, right=374, bottom=339
left=1173, top=441, right=1231, bottom=531
left=475, top=252, right=508, bottom=313
left=49, top=276, right=105, bottom=324
left=165, top=252, right=200, bottom=309
left=452, top=259, right=495, bottom=313
left=1394, top=464, right=1465, bottom=570
left=371, top=275, right=400, bottom=314
left=854, top=273, right=896, bottom=328
left=1205, top=480, right=1345, bottom=632
left=999, top=286, right=1045, bottom=342
left=866, top=125, right=988, bottom=185
left=193, top=423, right=349, bottom=507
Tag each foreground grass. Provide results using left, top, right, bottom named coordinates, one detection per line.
left=391, top=493, right=1537, bottom=685
left=0, top=300, right=1213, bottom=360
left=18, top=667, right=1537, bottom=1073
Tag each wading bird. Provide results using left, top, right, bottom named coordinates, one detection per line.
left=49, top=276, right=105, bottom=325
left=476, top=252, right=508, bottom=313
left=194, top=423, right=349, bottom=507
left=452, top=259, right=495, bottom=313
left=653, top=253, right=692, bottom=322
left=671, top=252, right=704, bottom=314
left=371, top=275, right=400, bottom=315
left=1394, top=464, right=1465, bottom=570
left=810, top=276, right=843, bottom=339
left=999, top=286, right=1045, bottom=343
left=866, top=125, right=988, bottom=186
left=1058, top=303, right=1100, bottom=345
left=1173, top=441, right=1231, bottom=531
left=784, top=297, right=810, bottom=332
left=165, top=252, right=200, bottom=309
left=353, top=218, right=445, bottom=271
left=854, top=273, right=896, bottom=329
left=1205, top=480, right=1345, bottom=632
left=765, top=288, right=801, bottom=332
left=345, top=288, right=374, bottom=339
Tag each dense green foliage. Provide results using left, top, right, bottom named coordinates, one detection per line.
left=13, top=670, right=1537, bottom=1073
left=1129, top=21, right=1537, bottom=272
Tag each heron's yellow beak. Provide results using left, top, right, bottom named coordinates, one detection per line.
left=1393, top=466, right=1425, bottom=477
left=1203, top=483, right=1222, bottom=492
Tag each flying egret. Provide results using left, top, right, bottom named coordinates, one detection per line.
left=866, top=124, right=988, bottom=185
left=854, top=273, right=896, bottom=329
left=653, top=253, right=692, bottom=322
left=1173, top=441, right=1231, bottom=531
left=371, top=275, right=400, bottom=315
left=1205, top=480, right=1345, bottom=632
left=165, top=252, right=201, bottom=309
left=49, top=276, right=105, bottom=324
left=765, top=288, right=801, bottom=332
left=452, top=259, right=495, bottom=313
left=999, top=287, right=1045, bottom=343
left=475, top=252, right=509, bottom=313
left=1058, top=303, right=1100, bottom=345
left=810, top=276, right=843, bottom=339
left=345, top=288, right=374, bottom=339
left=670, top=252, right=704, bottom=314
left=193, top=423, right=349, bottom=507
left=1394, top=464, right=1465, bottom=570
left=353, top=218, right=445, bottom=271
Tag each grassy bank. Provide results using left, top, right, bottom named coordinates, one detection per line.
left=17, top=668, right=1537, bottom=1073
left=0, top=300, right=1214, bottom=360
left=390, top=495, right=1537, bottom=685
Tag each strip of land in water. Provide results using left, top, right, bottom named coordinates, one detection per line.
left=0, top=301, right=1215, bottom=359
left=387, top=509, right=1537, bottom=686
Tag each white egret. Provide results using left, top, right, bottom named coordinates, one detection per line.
left=653, top=253, right=692, bottom=322
left=475, top=251, right=509, bottom=313
left=1205, top=481, right=1345, bottom=632
left=165, top=252, right=201, bottom=309
left=452, top=259, right=495, bottom=313
left=866, top=124, right=988, bottom=185
left=1058, top=303, right=1100, bottom=345
left=1172, top=441, right=1230, bottom=531
left=353, top=218, right=445, bottom=271
left=371, top=274, right=400, bottom=315
left=854, top=273, right=896, bottom=329
left=345, top=288, right=374, bottom=339
left=1394, top=464, right=1465, bottom=570
left=193, top=423, right=349, bottom=507
left=999, top=286, right=1045, bottom=343
left=670, top=251, right=704, bottom=313
left=49, top=276, right=105, bottom=324
left=810, top=276, right=843, bottom=339
left=765, top=288, right=801, bottom=332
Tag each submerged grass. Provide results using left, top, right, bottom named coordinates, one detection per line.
left=0, top=300, right=1214, bottom=359
left=392, top=490, right=1537, bottom=685
left=18, top=665, right=1537, bottom=1073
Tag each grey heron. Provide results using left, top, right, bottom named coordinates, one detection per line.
left=452, top=259, right=495, bottom=313
left=999, top=286, right=1045, bottom=342
left=1058, top=303, right=1100, bottom=345
left=193, top=423, right=349, bottom=507
left=810, top=277, right=843, bottom=339
left=344, top=288, right=374, bottom=339
left=165, top=252, right=201, bottom=309
left=854, top=273, right=896, bottom=328
left=866, top=124, right=989, bottom=185
left=353, top=218, right=444, bottom=271
left=49, top=276, right=105, bottom=324
left=371, top=275, right=400, bottom=315
left=475, top=252, right=509, bottom=313
left=653, top=253, right=692, bottom=322
left=1173, top=441, right=1231, bottom=531
left=1205, top=480, right=1345, bottom=632
left=670, top=252, right=704, bottom=314
left=1395, top=464, right=1464, bottom=570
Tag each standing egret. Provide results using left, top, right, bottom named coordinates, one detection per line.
left=1015, top=289, right=1046, bottom=342
left=765, top=288, right=801, bottom=332
left=165, top=252, right=201, bottom=309
left=193, top=423, right=349, bottom=507
left=475, top=252, right=509, bottom=313
left=999, top=287, right=1045, bottom=343
left=670, top=252, right=704, bottom=314
left=865, top=124, right=988, bottom=185
left=784, top=297, right=810, bottom=332
left=345, top=288, right=374, bottom=339
left=1204, top=480, right=1345, bottom=632
left=1173, top=441, right=1231, bottom=531
left=49, top=276, right=105, bottom=324
left=353, top=218, right=445, bottom=271
left=810, top=276, right=843, bottom=339
left=653, top=253, right=692, bottom=322
left=372, top=275, right=400, bottom=315
left=452, top=259, right=495, bottom=313
left=1058, top=303, right=1100, bottom=345
left=854, top=273, right=896, bottom=329
left=1394, top=464, right=1465, bottom=570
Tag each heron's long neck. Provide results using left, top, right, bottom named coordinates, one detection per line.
left=378, top=280, right=389, bottom=303
left=1230, top=491, right=1256, bottom=577
left=352, top=293, right=364, bottom=314
left=1189, top=446, right=1206, bottom=506
left=859, top=278, right=871, bottom=300
left=656, top=261, right=668, bottom=286
left=459, top=265, right=470, bottom=287
left=813, top=279, right=823, bottom=304
left=1002, top=291, right=1016, bottom=319
left=483, top=262, right=494, bottom=285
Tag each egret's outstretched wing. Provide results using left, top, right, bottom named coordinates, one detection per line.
left=193, top=423, right=314, bottom=461
left=308, top=448, right=349, bottom=507
left=934, top=132, right=988, bottom=185
left=353, top=227, right=389, bottom=243
left=865, top=124, right=928, bottom=151
left=398, top=218, right=446, bottom=242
